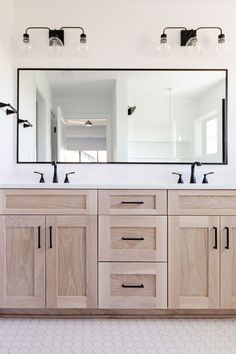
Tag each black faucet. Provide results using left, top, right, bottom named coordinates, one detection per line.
left=52, top=161, right=58, bottom=183
left=190, top=161, right=201, bottom=183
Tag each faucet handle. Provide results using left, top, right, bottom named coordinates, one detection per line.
left=202, top=172, right=214, bottom=184
left=34, top=171, right=45, bottom=183
left=172, top=172, right=184, bottom=184
left=64, top=172, right=75, bottom=184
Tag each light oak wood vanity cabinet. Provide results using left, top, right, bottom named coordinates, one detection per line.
left=1, top=188, right=236, bottom=316
left=0, top=190, right=97, bottom=309
left=168, top=190, right=236, bottom=310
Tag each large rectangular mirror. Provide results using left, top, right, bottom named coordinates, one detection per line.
left=17, top=69, right=227, bottom=164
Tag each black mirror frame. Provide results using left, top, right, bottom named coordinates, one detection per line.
left=17, top=68, right=228, bottom=165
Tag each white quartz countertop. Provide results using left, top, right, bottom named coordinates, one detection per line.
left=0, top=183, right=236, bottom=189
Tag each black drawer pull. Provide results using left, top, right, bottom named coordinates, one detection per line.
left=38, top=226, right=41, bottom=249
left=213, top=227, right=218, bottom=249
left=122, top=237, right=144, bottom=241
left=121, top=201, right=144, bottom=205
left=225, top=227, right=230, bottom=249
left=122, top=284, right=144, bottom=288
left=49, top=226, right=53, bottom=248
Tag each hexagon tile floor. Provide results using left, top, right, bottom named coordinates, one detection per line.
left=0, top=319, right=236, bottom=354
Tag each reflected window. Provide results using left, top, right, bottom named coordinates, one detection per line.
left=65, top=150, right=107, bottom=162
left=206, top=118, right=218, bottom=155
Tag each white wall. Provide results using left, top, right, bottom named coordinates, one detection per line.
left=0, top=0, right=235, bottom=184
left=0, top=0, right=15, bottom=175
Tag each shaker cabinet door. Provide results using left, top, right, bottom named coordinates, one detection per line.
left=0, top=215, right=45, bottom=308
left=168, top=216, right=220, bottom=309
left=46, top=215, right=97, bottom=308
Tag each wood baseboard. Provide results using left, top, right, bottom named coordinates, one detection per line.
left=1, top=309, right=236, bottom=319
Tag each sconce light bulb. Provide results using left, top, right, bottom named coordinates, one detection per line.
left=75, top=36, right=89, bottom=58
left=157, top=34, right=172, bottom=58
left=186, top=36, right=202, bottom=56
left=215, top=33, right=228, bottom=56
left=20, top=33, right=33, bottom=57
left=49, top=38, right=63, bottom=57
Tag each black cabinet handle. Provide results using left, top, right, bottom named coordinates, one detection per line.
left=121, top=201, right=144, bottom=205
left=122, top=284, right=144, bottom=288
left=213, top=227, right=218, bottom=249
left=38, top=226, right=41, bottom=249
left=49, top=226, right=53, bottom=248
left=122, top=237, right=144, bottom=241
left=225, top=227, right=230, bottom=249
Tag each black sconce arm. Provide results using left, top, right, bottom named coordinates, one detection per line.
left=24, top=26, right=51, bottom=35
left=196, top=27, right=223, bottom=35
left=162, top=26, right=187, bottom=35
left=60, top=26, right=85, bottom=34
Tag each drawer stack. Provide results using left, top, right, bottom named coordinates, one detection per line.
left=98, top=190, right=168, bottom=309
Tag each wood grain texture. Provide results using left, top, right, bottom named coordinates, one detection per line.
left=221, top=216, right=236, bottom=309
left=0, top=216, right=45, bottom=308
left=99, top=262, right=167, bottom=309
left=46, top=215, right=97, bottom=309
left=168, top=216, right=220, bottom=309
left=99, top=190, right=167, bottom=215
left=168, top=190, right=236, bottom=215
left=99, top=216, right=167, bottom=261
left=0, top=190, right=97, bottom=215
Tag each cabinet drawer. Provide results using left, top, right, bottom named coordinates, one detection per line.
left=168, top=190, right=236, bottom=215
left=0, top=190, right=97, bottom=215
left=99, top=262, right=167, bottom=309
left=99, top=190, right=167, bottom=215
left=99, top=216, right=167, bottom=261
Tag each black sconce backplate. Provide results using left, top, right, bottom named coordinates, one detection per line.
left=180, top=29, right=197, bottom=46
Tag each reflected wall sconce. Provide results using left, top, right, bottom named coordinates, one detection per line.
left=0, top=102, right=33, bottom=128
left=21, top=26, right=89, bottom=58
left=157, top=26, right=227, bottom=58
left=128, top=106, right=136, bottom=116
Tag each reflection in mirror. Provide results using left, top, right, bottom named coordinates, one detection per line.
left=17, top=69, right=227, bottom=163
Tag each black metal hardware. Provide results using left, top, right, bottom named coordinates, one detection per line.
left=49, top=29, right=64, bottom=45
left=213, top=227, right=218, bottom=249
left=225, top=227, right=229, bottom=249
left=190, top=161, right=201, bottom=183
left=202, top=172, right=214, bottom=184
left=121, top=201, right=144, bottom=205
left=172, top=172, right=184, bottom=184
left=34, top=171, right=45, bottom=183
left=122, top=284, right=144, bottom=288
left=64, top=172, right=75, bottom=183
left=49, top=226, right=53, bottom=248
left=38, top=226, right=41, bottom=249
left=52, top=161, right=58, bottom=183
left=122, top=237, right=144, bottom=241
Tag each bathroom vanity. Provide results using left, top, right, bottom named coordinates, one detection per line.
left=0, top=186, right=236, bottom=318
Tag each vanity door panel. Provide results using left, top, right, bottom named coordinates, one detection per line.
left=99, top=262, right=167, bottom=309
left=221, top=216, right=236, bottom=309
left=46, top=215, right=97, bottom=308
left=0, top=216, right=45, bottom=308
left=99, top=216, right=167, bottom=261
left=99, top=190, right=167, bottom=215
left=168, top=216, right=220, bottom=309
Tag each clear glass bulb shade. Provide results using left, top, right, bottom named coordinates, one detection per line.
left=186, top=42, right=202, bottom=57
left=75, top=42, right=89, bottom=58
left=20, top=41, right=33, bottom=57
left=215, top=41, right=229, bottom=56
left=49, top=39, right=63, bottom=58
left=157, top=42, right=172, bottom=58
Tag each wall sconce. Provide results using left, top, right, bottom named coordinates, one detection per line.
left=157, top=26, right=227, bottom=58
left=128, top=106, right=136, bottom=116
left=0, top=102, right=33, bottom=128
left=21, top=26, right=88, bottom=58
